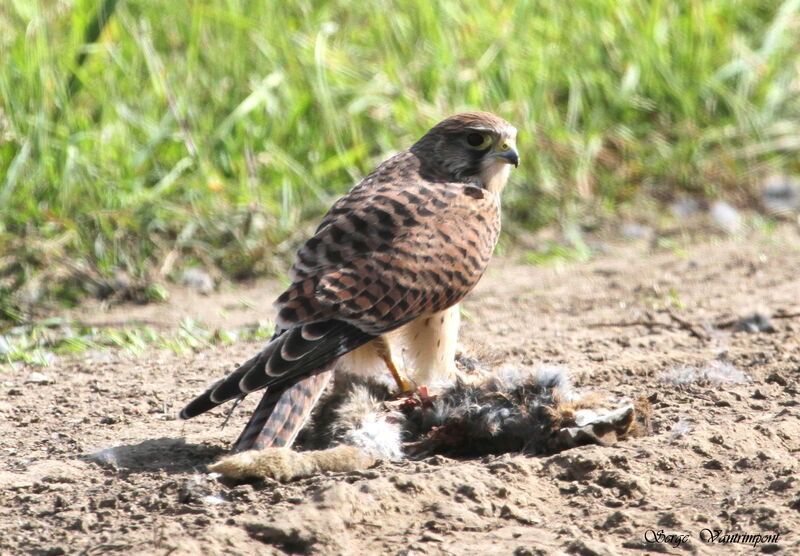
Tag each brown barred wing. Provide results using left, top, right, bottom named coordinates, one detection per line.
left=275, top=180, right=501, bottom=335
left=230, top=181, right=501, bottom=396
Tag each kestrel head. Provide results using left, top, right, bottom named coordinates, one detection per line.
left=412, top=111, right=519, bottom=194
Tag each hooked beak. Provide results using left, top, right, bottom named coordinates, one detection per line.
left=491, top=145, right=519, bottom=168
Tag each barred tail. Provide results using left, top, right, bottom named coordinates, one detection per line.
left=232, top=369, right=333, bottom=452
left=179, top=319, right=376, bottom=452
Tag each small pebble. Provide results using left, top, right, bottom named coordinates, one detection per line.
left=24, top=372, right=52, bottom=385
left=670, top=196, right=700, bottom=218
left=761, top=174, right=800, bottom=214
left=182, top=268, right=215, bottom=295
left=734, top=312, right=775, bottom=333
left=619, top=223, right=652, bottom=241
left=710, top=201, right=741, bottom=234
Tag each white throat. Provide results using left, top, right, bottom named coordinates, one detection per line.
left=480, top=160, right=512, bottom=196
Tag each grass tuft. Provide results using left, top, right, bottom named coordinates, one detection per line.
left=0, top=316, right=274, bottom=370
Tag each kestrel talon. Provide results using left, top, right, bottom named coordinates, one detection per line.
left=180, top=112, right=519, bottom=452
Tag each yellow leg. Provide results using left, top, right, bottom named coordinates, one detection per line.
left=373, top=337, right=412, bottom=392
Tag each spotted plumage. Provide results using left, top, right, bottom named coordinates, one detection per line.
left=180, top=111, right=519, bottom=452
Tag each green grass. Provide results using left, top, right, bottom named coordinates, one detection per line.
left=1, top=0, right=799, bottom=323
left=0, top=316, right=274, bottom=368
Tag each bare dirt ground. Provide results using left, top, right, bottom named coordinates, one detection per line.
left=2, top=225, right=799, bottom=555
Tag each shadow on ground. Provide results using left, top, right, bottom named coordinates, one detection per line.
left=84, top=437, right=225, bottom=475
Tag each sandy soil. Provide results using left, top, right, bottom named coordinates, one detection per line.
left=2, top=225, right=799, bottom=555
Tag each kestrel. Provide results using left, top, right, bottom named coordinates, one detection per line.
left=180, top=112, right=519, bottom=452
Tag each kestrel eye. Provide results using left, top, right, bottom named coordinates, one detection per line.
left=466, top=132, right=490, bottom=149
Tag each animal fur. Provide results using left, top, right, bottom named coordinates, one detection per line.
left=211, top=365, right=652, bottom=481
left=210, top=446, right=375, bottom=482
